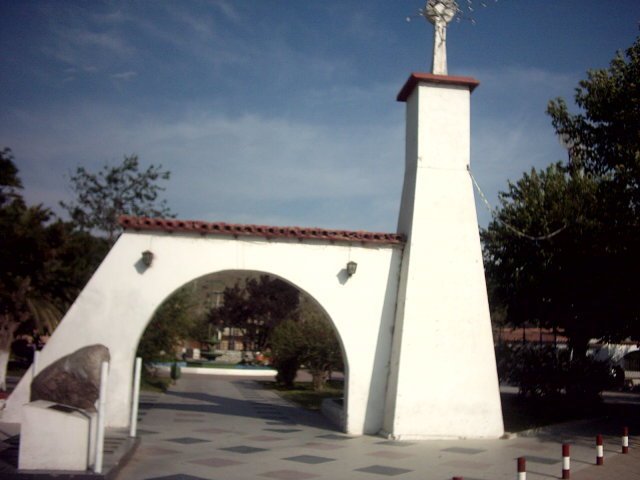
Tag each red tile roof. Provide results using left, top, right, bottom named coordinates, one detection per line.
left=495, top=327, right=568, bottom=344
left=119, top=215, right=405, bottom=245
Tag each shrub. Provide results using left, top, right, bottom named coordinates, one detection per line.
left=496, top=343, right=613, bottom=401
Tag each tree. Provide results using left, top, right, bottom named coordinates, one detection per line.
left=0, top=149, right=109, bottom=390
left=136, top=287, right=199, bottom=364
left=547, top=34, right=640, bottom=191
left=545, top=33, right=640, bottom=348
left=209, top=275, right=300, bottom=352
left=61, top=155, right=173, bottom=243
left=270, top=298, right=343, bottom=390
left=483, top=34, right=640, bottom=356
left=482, top=164, right=613, bottom=355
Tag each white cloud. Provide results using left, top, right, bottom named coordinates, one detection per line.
left=7, top=101, right=404, bottom=232
left=110, top=71, right=137, bottom=80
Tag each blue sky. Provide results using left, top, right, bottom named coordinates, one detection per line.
left=1, top=1, right=639, bottom=232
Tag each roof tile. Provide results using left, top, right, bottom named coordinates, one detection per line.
left=119, top=215, right=405, bottom=246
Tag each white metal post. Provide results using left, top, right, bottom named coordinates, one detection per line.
left=94, top=361, right=109, bottom=474
left=129, top=357, right=142, bottom=437
left=32, top=350, right=40, bottom=379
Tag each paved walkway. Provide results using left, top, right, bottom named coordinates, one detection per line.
left=116, top=374, right=640, bottom=480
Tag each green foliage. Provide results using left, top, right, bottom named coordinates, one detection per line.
left=270, top=298, right=343, bottom=391
left=61, top=154, right=173, bottom=243
left=484, top=34, right=640, bottom=355
left=482, top=165, right=609, bottom=353
left=266, top=380, right=343, bottom=411
left=210, top=275, right=343, bottom=390
left=0, top=149, right=109, bottom=387
left=0, top=149, right=108, bottom=338
left=496, top=344, right=613, bottom=402
left=547, top=35, right=640, bottom=183
left=136, top=288, right=199, bottom=363
left=209, top=275, right=300, bottom=351
left=0, top=148, right=22, bottom=204
left=140, top=374, right=171, bottom=393
left=270, top=318, right=307, bottom=387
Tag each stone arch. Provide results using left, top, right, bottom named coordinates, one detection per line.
left=4, top=229, right=403, bottom=435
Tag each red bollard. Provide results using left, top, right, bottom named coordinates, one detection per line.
left=562, top=444, right=571, bottom=479
left=596, top=434, right=604, bottom=465
left=517, top=456, right=526, bottom=480
left=622, top=426, right=629, bottom=454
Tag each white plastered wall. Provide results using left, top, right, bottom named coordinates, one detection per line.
left=4, top=231, right=402, bottom=436
left=383, top=80, right=504, bottom=439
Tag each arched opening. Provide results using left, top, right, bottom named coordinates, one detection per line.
left=135, top=269, right=348, bottom=430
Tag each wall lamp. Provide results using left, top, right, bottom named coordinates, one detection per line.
left=346, top=261, right=358, bottom=277
left=141, top=250, right=154, bottom=267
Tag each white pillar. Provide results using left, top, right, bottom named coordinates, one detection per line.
left=383, top=73, right=504, bottom=439
left=129, top=357, right=142, bottom=437
left=94, top=361, right=109, bottom=473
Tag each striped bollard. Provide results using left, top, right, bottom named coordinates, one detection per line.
left=622, top=426, right=629, bottom=454
left=517, top=457, right=526, bottom=480
left=562, top=444, right=570, bottom=479
left=596, top=434, right=604, bottom=465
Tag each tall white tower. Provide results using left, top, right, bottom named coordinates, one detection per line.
left=381, top=1, right=503, bottom=439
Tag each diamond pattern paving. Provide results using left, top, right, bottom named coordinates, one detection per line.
left=117, top=376, right=633, bottom=480
left=259, top=470, right=321, bottom=479
left=165, top=437, right=211, bottom=445
left=303, top=442, right=345, bottom=450
left=137, top=446, right=181, bottom=456
left=375, top=441, right=415, bottom=447
left=188, top=457, right=244, bottom=467
left=441, top=459, right=492, bottom=469
left=194, top=427, right=233, bottom=434
left=526, top=455, right=561, bottom=465
left=283, top=454, right=336, bottom=464
left=441, top=447, right=486, bottom=454
left=247, top=435, right=285, bottom=441
left=367, top=450, right=413, bottom=459
left=145, top=475, right=211, bottom=480
left=264, top=428, right=303, bottom=433
left=354, top=465, right=413, bottom=476
left=316, top=434, right=353, bottom=441
left=220, top=445, right=269, bottom=454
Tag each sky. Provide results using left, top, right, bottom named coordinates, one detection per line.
left=1, top=0, right=639, bottom=233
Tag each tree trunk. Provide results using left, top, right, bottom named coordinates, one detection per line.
left=0, top=348, right=10, bottom=391
left=311, top=370, right=328, bottom=391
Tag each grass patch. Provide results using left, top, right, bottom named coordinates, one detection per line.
left=265, top=381, right=343, bottom=411
left=141, top=375, right=172, bottom=393
left=185, top=362, right=239, bottom=369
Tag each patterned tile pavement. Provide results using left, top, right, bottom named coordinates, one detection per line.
left=115, top=374, right=640, bottom=480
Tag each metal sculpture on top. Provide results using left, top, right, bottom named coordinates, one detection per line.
left=420, top=0, right=459, bottom=75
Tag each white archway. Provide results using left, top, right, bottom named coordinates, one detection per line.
left=4, top=224, right=403, bottom=435
left=4, top=72, right=507, bottom=440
